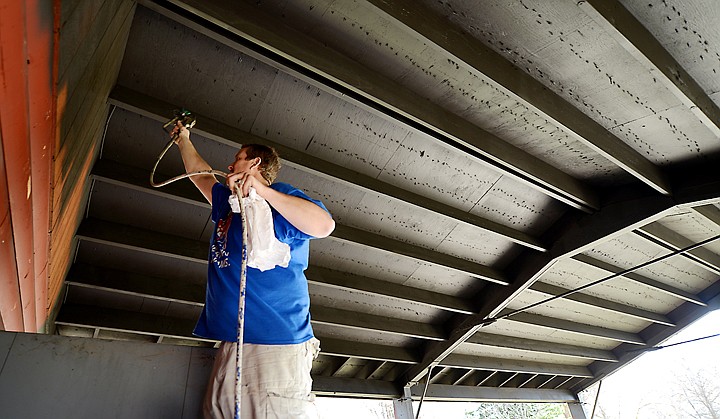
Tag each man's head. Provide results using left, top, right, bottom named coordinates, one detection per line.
left=228, top=144, right=281, bottom=184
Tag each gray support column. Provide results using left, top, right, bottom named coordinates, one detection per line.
left=393, top=386, right=414, bottom=419
left=567, top=402, right=588, bottom=419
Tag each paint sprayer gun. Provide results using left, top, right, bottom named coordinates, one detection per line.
left=162, top=109, right=197, bottom=138
left=151, top=108, right=217, bottom=188
left=150, top=108, right=230, bottom=187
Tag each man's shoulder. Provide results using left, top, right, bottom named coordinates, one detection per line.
left=270, top=182, right=298, bottom=194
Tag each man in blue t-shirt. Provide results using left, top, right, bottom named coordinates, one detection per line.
left=172, top=122, right=335, bottom=418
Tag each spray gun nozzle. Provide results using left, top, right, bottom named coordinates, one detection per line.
left=162, top=109, right=197, bottom=134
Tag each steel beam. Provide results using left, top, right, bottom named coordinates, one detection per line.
left=56, top=304, right=203, bottom=340
left=311, top=306, right=445, bottom=341
left=312, top=376, right=402, bottom=399
left=694, top=204, right=720, bottom=227
left=65, top=259, right=446, bottom=344
left=316, top=336, right=419, bottom=364
left=332, top=224, right=508, bottom=285
left=73, top=218, right=472, bottom=320
left=66, top=263, right=204, bottom=306
left=503, top=311, right=644, bottom=345
left=76, top=217, right=209, bottom=263
left=56, top=301, right=425, bottom=365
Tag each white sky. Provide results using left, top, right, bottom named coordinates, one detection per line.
left=315, top=309, right=720, bottom=419
left=578, top=309, right=720, bottom=418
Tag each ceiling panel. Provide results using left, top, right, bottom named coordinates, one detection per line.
left=48, top=0, right=720, bottom=405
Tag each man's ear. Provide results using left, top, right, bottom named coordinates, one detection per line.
left=252, top=157, right=262, bottom=169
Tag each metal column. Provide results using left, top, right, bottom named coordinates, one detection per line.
left=393, top=386, right=414, bottom=419
left=567, top=402, right=588, bottom=419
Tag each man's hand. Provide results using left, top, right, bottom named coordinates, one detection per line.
left=171, top=121, right=190, bottom=145
left=172, top=120, right=216, bottom=204
left=226, top=171, right=269, bottom=198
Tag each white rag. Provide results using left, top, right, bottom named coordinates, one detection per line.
left=228, top=188, right=290, bottom=271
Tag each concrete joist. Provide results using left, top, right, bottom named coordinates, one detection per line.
left=572, top=254, right=706, bottom=305
left=409, top=383, right=578, bottom=403
left=529, top=282, right=674, bottom=326
left=577, top=0, right=720, bottom=138
left=439, top=354, right=593, bottom=378
left=400, top=192, right=677, bottom=385
left=636, top=224, right=720, bottom=276
left=140, top=0, right=601, bottom=211
left=107, top=86, right=548, bottom=252
left=305, top=266, right=476, bottom=314
left=466, top=333, right=617, bottom=363
left=364, top=0, right=672, bottom=196
left=573, top=278, right=720, bottom=393
left=90, top=160, right=509, bottom=286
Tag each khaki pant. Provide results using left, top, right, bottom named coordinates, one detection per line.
left=203, top=338, right=321, bottom=419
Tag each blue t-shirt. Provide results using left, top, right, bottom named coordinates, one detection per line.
left=193, top=182, right=330, bottom=344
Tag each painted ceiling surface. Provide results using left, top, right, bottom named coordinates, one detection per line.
left=56, top=0, right=720, bottom=403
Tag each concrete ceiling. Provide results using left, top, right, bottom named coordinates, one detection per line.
left=50, top=0, right=720, bottom=403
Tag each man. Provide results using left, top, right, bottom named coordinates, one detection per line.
left=172, top=122, right=335, bottom=418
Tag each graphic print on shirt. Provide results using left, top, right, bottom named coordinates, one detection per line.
left=211, top=213, right=232, bottom=268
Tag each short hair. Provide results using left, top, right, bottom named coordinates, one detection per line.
left=240, top=144, right=281, bottom=184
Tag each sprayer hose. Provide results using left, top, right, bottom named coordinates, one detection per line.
left=149, top=137, right=230, bottom=187
left=150, top=136, right=247, bottom=418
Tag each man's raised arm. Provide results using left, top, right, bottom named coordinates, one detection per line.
left=172, top=123, right=217, bottom=204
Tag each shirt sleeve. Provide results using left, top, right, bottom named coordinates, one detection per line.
left=270, top=183, right=332, bottom=242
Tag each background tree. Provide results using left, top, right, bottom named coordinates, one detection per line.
left=670, top=365, right=720, bottom=419
left=369, top=400, right=395, bottom=419
left=464, top=402, right=565, bottom=419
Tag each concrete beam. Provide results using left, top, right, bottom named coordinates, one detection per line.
left=365, top=0, right=672, bottom=196
left=91, top=159, right=509, bottom=285
left=440, top=354, right=593, bottom=378
left=467, top=333, right=617, bottom=362
left=108, top=86, right=547, bottom=252
left=306, top=266, right=476, bottom=314
left=400, top=190, right=677, bottom=385
left=578, top=0, right=720, bottom=138
left=637, top=224, right=720, bottom=275
left=572, top=277, right=720, bottom=393
left=141, top=0, right=600, bottom=211
left=410, top=383, right=578, bottom=403
left=572, top=254, right=706, bottom=305
left=529, top=282, right=674, bottom=326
